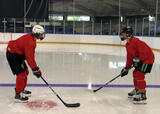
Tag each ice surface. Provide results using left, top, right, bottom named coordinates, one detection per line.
left=0, top=44, right=160, bottom=114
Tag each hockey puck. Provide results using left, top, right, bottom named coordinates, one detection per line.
left=26, top=100, right=57, bottom=110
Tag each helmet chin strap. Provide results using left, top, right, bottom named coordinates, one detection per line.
left=120, top=36, right=131, bottom=41
left=37, top=33, right=45, bottom=40
left=121, top=37, right=125, bottom=41
left=40, top=37, right=44, bottom=40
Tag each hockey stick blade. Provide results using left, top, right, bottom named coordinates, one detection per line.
left=65, top=103, right=80, bottom=108
left=93, top=88, right=101, bottom=92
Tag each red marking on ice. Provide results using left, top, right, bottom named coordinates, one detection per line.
left=26, top=100, right=57, bottom=110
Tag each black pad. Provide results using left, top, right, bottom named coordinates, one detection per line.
left=6, top=51, right=28, bottom=75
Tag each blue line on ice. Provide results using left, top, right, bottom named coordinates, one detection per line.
left=0, top=83, right=160, bottom=88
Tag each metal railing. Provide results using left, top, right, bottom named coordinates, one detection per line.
left=0, top=17, right=160, bottom=37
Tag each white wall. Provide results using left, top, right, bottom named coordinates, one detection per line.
left=1, top=33, right=160, bottom=50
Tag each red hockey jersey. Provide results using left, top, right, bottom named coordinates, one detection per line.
left=7, top=34, right=38, bottom=69
left=125, top=37, right=154, bottom=68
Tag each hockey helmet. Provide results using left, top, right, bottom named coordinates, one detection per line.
left=32, top=25, right=45, bottom=40
left=120, top=26, right=133, bottom=41
left=121, top=26, right=133, bottom=36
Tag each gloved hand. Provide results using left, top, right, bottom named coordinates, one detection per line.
left=133, top=57, right=143, bottom=69
left=32, top=67, right=42, bottom=78
left=121, top=67, right=129, bottom=77
left=133, top=57, right=140, bottom=67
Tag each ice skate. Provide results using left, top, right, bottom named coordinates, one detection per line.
left=133, top=92, right=147, bottom=104
left=23, top=89, right=31, bottom=97
left=14, top=92, right=29, bottom=103
left=128, top=88, right=139, bottom=98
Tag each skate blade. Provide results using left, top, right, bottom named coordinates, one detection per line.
left=133, top=100, right=147, bottom=104
left=23, top=94, right=31, bottom=97
left=128, top=96, right=134, bottom=99
left=14, top=99, right=28, bottom=103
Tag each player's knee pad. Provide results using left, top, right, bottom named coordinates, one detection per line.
left=17, top=71, right=28, bottom=79
left=134, top=70, right=145, bottom=80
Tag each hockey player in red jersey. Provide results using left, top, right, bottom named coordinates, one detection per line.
left=120, top=26, right=154, bottom=104
left=6, top=25, right=45, bottom=103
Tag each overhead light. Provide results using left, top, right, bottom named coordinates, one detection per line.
left=149, top=15, right=155, bottom=22
left=78, top=52, right=82, bottom=56
left=121, top=16, right=123, bottom=22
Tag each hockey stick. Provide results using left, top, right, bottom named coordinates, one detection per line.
left=41, top=76, right=80, bottom=108
left=93, top=66, right=133, bottom=93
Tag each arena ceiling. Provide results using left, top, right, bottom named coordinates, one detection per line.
left=49, top=0, right=159, bottom=16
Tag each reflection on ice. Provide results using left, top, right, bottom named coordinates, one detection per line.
left=0, top=45, right=160, bottom=114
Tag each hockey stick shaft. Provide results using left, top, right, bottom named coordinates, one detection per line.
left=93, top=66, right=133, bottom=92
left=93, top=74, right=121, bottom=92
left=41, top=76, right=80, bottom=107
left=41, top=76, right=66, bottom=105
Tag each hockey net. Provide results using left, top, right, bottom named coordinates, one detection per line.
left=0, top=32, right=12, bottom=44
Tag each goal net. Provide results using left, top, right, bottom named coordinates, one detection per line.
left=0, top=32, right=12, bottom=44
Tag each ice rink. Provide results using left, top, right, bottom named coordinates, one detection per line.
left=0, top=43, right=160, bottom=114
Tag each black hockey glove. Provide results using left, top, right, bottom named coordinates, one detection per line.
left=32, top=67, right=42, bottom=78
left=121, top=67, right=129, bottom=77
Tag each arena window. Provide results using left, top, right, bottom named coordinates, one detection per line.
left=49, top=15, right=63, bottom=21
left=67, top=16, right=90, bottom=21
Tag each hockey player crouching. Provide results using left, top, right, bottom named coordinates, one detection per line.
left=6, top=25, right=45, bottom=103
left=120, top=26, right=154, bottom=104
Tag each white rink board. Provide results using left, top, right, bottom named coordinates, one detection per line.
left=1, top=33, right=160, bottom=50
